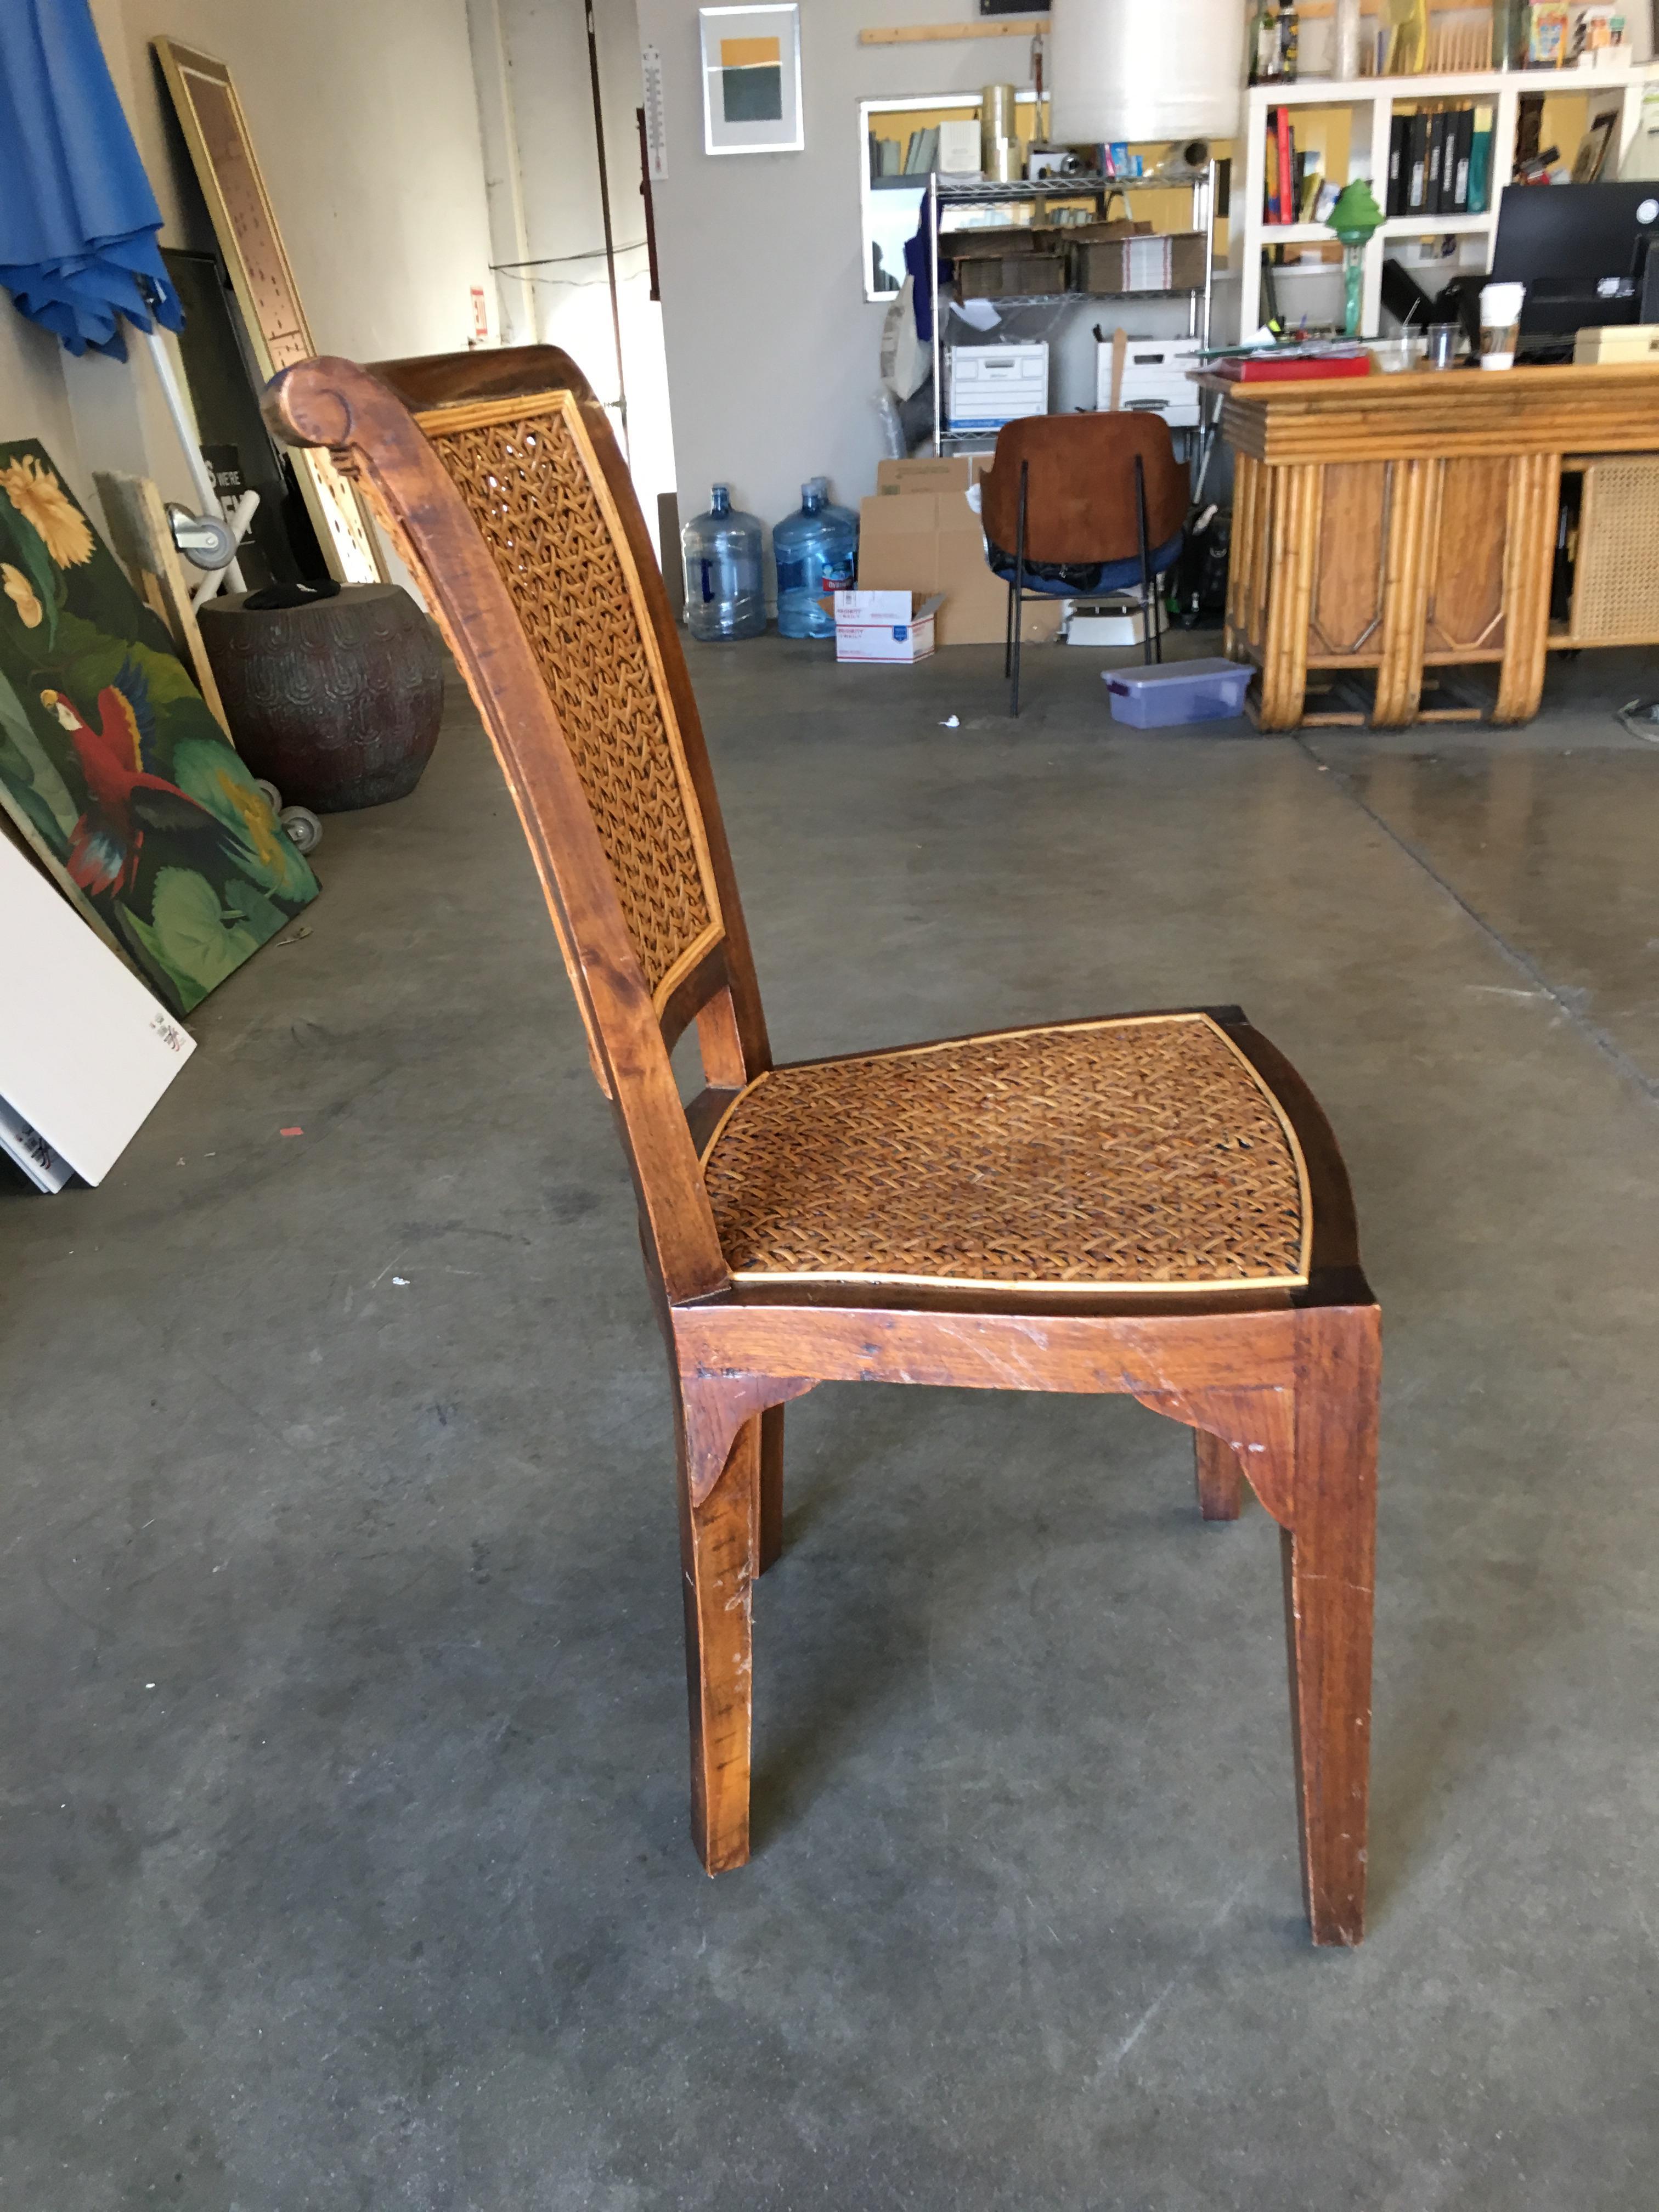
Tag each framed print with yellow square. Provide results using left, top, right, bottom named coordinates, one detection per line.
left=699, top=4, right=803, bottom=156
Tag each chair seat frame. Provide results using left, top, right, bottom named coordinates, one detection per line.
left=264, top=348, right=1379, bottom=1948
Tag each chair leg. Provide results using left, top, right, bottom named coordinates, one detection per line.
left=1194, top=1429, right=1244, bottom=1521
left=1282, top=1307, right=1380, bottom=1946
left=1134, top=451, right=1154, bottom=669
left=1003, top=572, right=1016, bottom=679
left=1011, top=458, right=1029, bottom=718
left=757, top=1402, right=786, bottom=1573
left=678, top=1410, right=760, bottom=1874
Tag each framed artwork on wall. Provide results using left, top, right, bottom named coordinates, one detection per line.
left=699, top=4, right=804, bottom=156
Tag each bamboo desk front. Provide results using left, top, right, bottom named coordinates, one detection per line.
left=1208, top=363, right=1659, bottom=729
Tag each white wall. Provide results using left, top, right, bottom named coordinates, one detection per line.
left=0, top=0, right=496, bottom=516
left=480, top=0, right=678, bottom=550
left=634, top=0, right=1039, bottom=536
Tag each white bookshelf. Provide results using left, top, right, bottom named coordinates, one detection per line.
left=1237, top=65, right=1656, bottom=337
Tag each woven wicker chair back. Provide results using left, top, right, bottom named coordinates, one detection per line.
left=414, top=391, right=724, bottom=1004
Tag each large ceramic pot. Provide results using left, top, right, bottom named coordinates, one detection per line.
left=199, top=583, right=445, bottom=811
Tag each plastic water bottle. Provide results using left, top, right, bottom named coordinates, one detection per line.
left=774, top=478, right=859, bottom=640
left=682, top=486, right=766, bottom=640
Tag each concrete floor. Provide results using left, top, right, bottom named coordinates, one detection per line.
left=5, top=633, right=1659, bottom=2209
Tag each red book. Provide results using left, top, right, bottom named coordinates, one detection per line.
left=1276, top=104, right=1294, bottom=227
left=1218, top=352, right=1373, bottom=383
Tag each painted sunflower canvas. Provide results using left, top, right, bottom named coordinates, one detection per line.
left=0, top=440, right=318, bottom=1015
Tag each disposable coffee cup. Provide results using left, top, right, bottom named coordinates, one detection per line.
left=1479, top=281, right=1526, bottom=370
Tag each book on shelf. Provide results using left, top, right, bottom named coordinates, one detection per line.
left=902, top=127, right=939, bottom=175
left=1407, top=111, right=1430, bottom=213
left=1451, top=107, right=1475, bottom=212
left=1388, top=115, right=1409, bottom=217
left=1468, top=105, right=1494, bottom=213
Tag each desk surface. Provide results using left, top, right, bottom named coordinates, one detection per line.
left=1203, top=361, right=1659, bottom=463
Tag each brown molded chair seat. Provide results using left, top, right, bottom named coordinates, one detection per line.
left=700, top=1013, right=1310, bottom=1294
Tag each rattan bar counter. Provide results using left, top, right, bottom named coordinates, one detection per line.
left=1205, top=362, right=1659, bottom=729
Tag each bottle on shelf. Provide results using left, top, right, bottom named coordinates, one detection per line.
left=774, top=478, right=860, bottom=640
left=682, top=485, right=766, bottom=642
left=1250, top=0, right=1283, bottom=83
left=1277, top=0, right=1300, bottom=82
left=1334, top=0, right=1361, bottom=79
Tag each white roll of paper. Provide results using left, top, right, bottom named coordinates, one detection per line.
left=1047, top=0, right=1245, bottom=145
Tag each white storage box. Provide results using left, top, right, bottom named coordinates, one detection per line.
left=834, top=589, right=943, bottom=663
left=1096, top=336, right=1203, bottom=427
left=945, top=342, right=1048, bottom=432
left=1063, top=596, right=1148, bottom=646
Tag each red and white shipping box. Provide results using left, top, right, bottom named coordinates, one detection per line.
left=833, top=589, right=944, bottom=665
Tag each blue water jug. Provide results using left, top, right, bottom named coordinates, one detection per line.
left=774, top=478, right=859, bottom=640
left=682, top=485, right=766, bottom=641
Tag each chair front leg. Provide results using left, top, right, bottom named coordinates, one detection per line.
left=677, top=1409, right=760, bottom=1873
left=758, top=1401, right=786, bottom=1573
left=1282, top=1306, right=1380, bottom=1945
left=1194, top=1428, right=1244, bottom=1521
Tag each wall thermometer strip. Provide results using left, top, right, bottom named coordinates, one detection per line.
left=642, top=46, right=668, bottom=182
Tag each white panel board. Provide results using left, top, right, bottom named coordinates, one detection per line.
left=0, top=838, right=195, bottom=1186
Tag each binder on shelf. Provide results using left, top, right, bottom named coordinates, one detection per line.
left=1388, top=114, right=1409, bottom=217
left=1451, top=108, right=1475, bottom=212
left=1406, top=110, right=1431, bottom=213
left=1469, top=104, right=1494, bottom=212
left=1426, top=112, right=1447, bottom=214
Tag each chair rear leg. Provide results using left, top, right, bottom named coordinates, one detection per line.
left=758, top=1402, right=786, bottom=1573
left=1135, top=451, right=1155, bottom=668
left=1194, top=1429, right=1244, bottom=1521
left=1011, top=458, right=1029, bottom=718
left=678, top=1411, right=760, bottom=1873
left=1282, top=1307, right=1380, bottom=1945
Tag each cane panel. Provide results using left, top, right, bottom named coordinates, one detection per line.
left=416, top=391, right=720, bottom=1001
left=699, top=1013, right=1311, bottom=1291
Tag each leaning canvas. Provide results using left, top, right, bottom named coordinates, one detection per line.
left=0, top=440, right=318, bottom=1014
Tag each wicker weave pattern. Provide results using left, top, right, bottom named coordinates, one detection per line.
left=702, top=1014, right=1308, bottom=1288
left=424, top=407, right=713, bottom=992
left=1571, top=456, right=1659, bottom=642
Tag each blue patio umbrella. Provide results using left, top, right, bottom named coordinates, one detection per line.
left=0, top=0, right=183, bottom=358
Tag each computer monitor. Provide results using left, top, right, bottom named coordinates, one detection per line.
left=1490, top=182, right=1659, bottom=339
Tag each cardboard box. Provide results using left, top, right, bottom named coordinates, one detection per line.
left=1095, top=335, right=1204, bottom=425
left=1574, top=323, right=1659, bottom=363
left=857, top=456, right=1063, bottom=648
left=955, top=255, right=1065, bottom=301
left=945, top=342, right=1049, bottom=432
left=1074, top=231, right=1207, bottom=296
left=834, top=589, right=943, bottom=663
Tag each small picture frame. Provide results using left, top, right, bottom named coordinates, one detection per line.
left=1572, top=106, right=1620, bottom=183
left=699, top=3, right=803, bottom=156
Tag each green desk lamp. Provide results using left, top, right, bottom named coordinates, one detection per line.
left=1325, top=179, right=1384, bottom=338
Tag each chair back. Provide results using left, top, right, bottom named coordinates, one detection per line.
left=981, top=413, right=1187, bottom=566
left=263, top=348, right=768, bottom=1305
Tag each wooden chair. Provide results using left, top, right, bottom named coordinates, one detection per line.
left=263, top=346, right=1380, bottom=1946
left=981, top=413, right=1189, bottom=715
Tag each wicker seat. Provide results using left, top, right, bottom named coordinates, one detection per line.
left=266, top=346, right=1380, bottom=1946
left=702, top=1015, right=1310, bottom=1293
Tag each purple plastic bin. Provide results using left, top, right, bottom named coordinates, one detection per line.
left=1103, top=657, right=1252, bottom=728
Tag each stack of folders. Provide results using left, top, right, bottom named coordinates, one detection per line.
left=902, top=126, right=940, bottom=175
left=1386, top=104, right=1494, bottom=218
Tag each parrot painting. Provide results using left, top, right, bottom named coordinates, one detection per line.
left=41, top=658, right=238, bottom=898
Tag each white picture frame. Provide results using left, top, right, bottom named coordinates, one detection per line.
left=699, top=3, right=803, bottom=157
